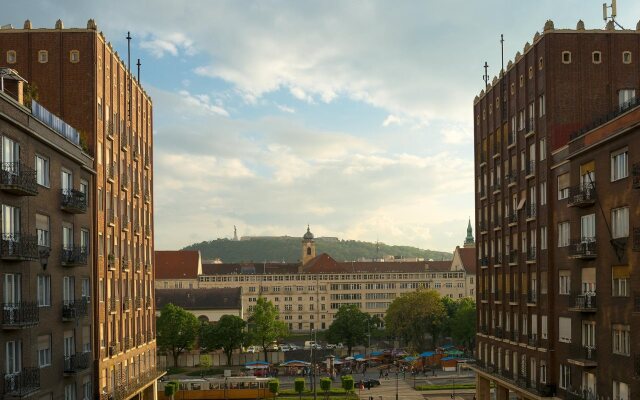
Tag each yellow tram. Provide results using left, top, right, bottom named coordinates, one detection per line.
left=157, top=376, right=275, bottom=400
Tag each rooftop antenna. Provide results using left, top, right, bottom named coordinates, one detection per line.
left=603, top=0, right=624, bottom=29
left=136, top=58, right=141, bottom=83
left=483, top=61, right=490, bottom=89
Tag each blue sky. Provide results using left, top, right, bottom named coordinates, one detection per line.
left=5, top=1, right=640, bottom=253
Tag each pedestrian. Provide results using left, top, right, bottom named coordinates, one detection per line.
left=379, top=369, right=383, bottom=378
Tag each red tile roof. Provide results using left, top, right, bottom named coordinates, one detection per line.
left=456, top=246, right=477, bottom=274
left=155, top=250, right=201, bottom=279
left=202, top=263, right=300, bottom=275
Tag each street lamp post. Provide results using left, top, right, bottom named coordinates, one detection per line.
left=311, top=329, right=317, bottom=400
left=395, top=370, right=399, bottom=400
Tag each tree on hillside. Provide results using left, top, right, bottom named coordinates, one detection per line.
left=200, top=315, right=247, bottom=366
left=326, top=305, right=380, bottom=356
left=450, top=298, right=476, bottom=349
left=384, top=290, right=446, bottom=351
left=157, top=303, right=200, bottom=367
left=248, top=297, right=288, bottom=362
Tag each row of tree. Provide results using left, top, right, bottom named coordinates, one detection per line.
left=157, top=289, right=476, bottom=366
left=157, top=297, right=287, bottom=366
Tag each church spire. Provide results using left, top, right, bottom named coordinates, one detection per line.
left=464, top=218, right=475, bottom=248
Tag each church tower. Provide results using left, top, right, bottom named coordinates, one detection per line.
left=302, top=225, right=316, bottom=265
left=464, top=218, right=475, bottom=248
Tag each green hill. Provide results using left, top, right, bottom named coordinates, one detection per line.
left=182, top=237, right=452, bottom=263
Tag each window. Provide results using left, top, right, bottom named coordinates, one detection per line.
left=611, top=148, right=629, bottom=182
left=36, top=214, right=50, bottom=247
left=582, top=321, right=596, bottom=347
left=528, top=66, right=533, bottom=79
left=81, top=278, right=90, bottom=302
left=622, top=51, right=632, bottom=64
left=510, top=83, right=515, bottom=95
left=612, top=207, right=629, bottom=238
left=65, top=383, right=76, bottom=400
left=559, top=364, right=571, bottom=389
left=70, top=50, right=80, bottom=63
left=38, top=335, right=51, bottom=367
left=559, top=271, right=570, bottom=295
left=559, top=317, right=571, bottom=343
left=558, top=222, right=570, bottom=247
left=613, top=380, right=629, bottom=400
left=35, top=155, right=49, bottom=186
left=540, top=181, right=547, bottom=205
left=37, top=275, right=51, bottom=307
left=540, top=226, right=547, bottom=250
left=38, top=50, right=48, bottom=64
left=618, top=90, right=635, bottom=108
left=97, top=97, right=103, bottom=121
left=62, top=225, right=73, bottom=250
left=558, top=173, right=569, bottom=199
left=519, top=75, right=524, bottom=87
left=562, top=51, right=571, bottom=64
left=518, top=110, right=525, bottom=131
left=581, top=214, right=595, bottom=241
left=612, top=325, right=630, bottom=356
left=539, top=94, right=545, bottom=116
left=612, top=266, right=629, bottom=297
left=538, top=57, right=544, bottom=70
left=82, top=376, right=92, bottom=400
left=539, top=138, right=546, bottom=161
left=6, top=340, right=22, bottom=374
left=6, top=50, right=16, bottom=64
left=592, top=51, right=602, bottom=64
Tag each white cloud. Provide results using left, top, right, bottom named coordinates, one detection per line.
left=276, top=104, right=295, bottom=113
left=178, top=90, right=229, bottom=117
left=140, top=32, right=195, bottom=58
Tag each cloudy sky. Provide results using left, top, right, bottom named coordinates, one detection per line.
left=5, top=1, right=640, bottom=252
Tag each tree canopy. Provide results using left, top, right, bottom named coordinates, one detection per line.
left=248, top=297, right=288, bottom=361
left=200, top=315, right=247, bottom=366
left=384, top=290, right=446, bottom=351
left=157, top=303, right=200, bottom=367
left=326, top=304, right=380, bottom=356
left=449, top=297, right=476, bottom=349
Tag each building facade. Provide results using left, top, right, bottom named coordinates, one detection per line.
left=0, top=70, right=94, bottom=400
left=0, top=20, right=160, bottom=400
left=156, top=226, right=476, bottom=333
left=473, top=19, right=640, bottom=400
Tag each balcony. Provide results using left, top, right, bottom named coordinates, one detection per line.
left=107, top=298, right=117, bottom=314
left=145, top=225, right=151, bottom=238
left=509, top=330, right=519, bottom=342
left=136, top=333, right=144, bottom=346
left=566, top=388, right=598, bottom=400
left=61, top=246, right=88, bottom=267
left=1, top=302, right=38, bottom=329
left=527, top=292, right=538, bottom=304
left=527, top=247, right=536, bottom=262
left=107, top=120, right=115, bottom=139
left=568, top=345, right=597, bottom=367
left=121, top=132, right=129, bottom=150
left=144, top=189, right=150, bottom=203
left=494, top=326, right=504, bottom=339
left=144, top=154, right=151, bottom=169
left=480, top=257, right=489, bottom=268
left=107, top=209, right=116, bottom=226
left=568, top=184, right=596, bottom=207
left=121, top=217, right=130, bottom=231
left=506, top=211, right=518, bottom=225
left=120, top=174, right=129, bottom=191
left=146, top=295, right=152, bottom=308
left=112, top=366, right=166, bottom=400
left=568, top=238, right=596, bottom=259
left=62, top=299, right=88, bottom=321
left=509, top=292, right=517, bottom=303
left=3, top=368, right=40, bottom=397
left=132, top=143, right=140, bottom=160
left=124, top=337, right=134, bottom=351
left=109, top=341, right=121, bottom=357
left=0, top=162, right=38, bottom=196
left=60, top=189, right=87, bottom=213
left=569, top=293, right=597, bottom=312
left=63, top=352, right=90, bottom=375
left=480, top=325, right=488, bottom=334
left=491, top=181, right=501, bottom=193
left=494, top=253, right=502, bottom=265
left=106, top=162, right=116, bottom=182
left=121, top=256, right=130, bottom=271
left=135, top=296, right=142, bottom=309
left=123, top=297, right=131, bottom=311
left=526, top=161, right=535, bottom=177
left=0, top=234, right=38, bottom=261
left=107, top=254, right=116, bottom=270
left=134, top=260, right=142, bottom=273
left=526, top=203, right=536, bottom=219
left=479, top=221, right=488, bottom=233
left=508, top=250, right=518, bottom=265
left=506, top=171, right=518, bottom=186
left=528, top=333, right=539, bottom=347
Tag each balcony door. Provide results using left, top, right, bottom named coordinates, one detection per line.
left=4, top=273, right=21, bottom=312
left=580, top=214, right=595, bottom=242
left=64, top=331, right=75, bottom=359
left=582, top=372, right=596, bottom=397
left=5, top=340, right=21, bottom=375
left=61, top=170, right=72, bottom=193
left=62, top=226, right=73, bottom=250
left=62, top=276, right=74, bottom=306
left=1, top=136, right=20, bottom=173
left=2, top=204, right=20, bottom=240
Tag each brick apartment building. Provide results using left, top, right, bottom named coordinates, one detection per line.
left=0, top=70, right=94, bottom=399
left=0, top=20, right=161, bottom=400
left=472, top=20, right=640, bottom=400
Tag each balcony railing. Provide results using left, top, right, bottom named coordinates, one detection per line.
left=107, top=209, right=116, bottom=226
left=568, top=345, right=597, bottom=367
left=1, top=302, right=39, bottom=329
left=108, top=298, right=117, bottom=314
left=123, top=297, right=131, bottom=311
left=3, top=368, right=40, bottom=397
left=569, top=293, right=597, bottom=312
left=510, top=330, right=519, bottom=342
left=0, top=234, right=38, bottom=261
left=121, top=174, right=129, bottom=190
left=568, top=238, right=597, bottom=259
left=527, top=247, right=536, bottom=262
left=121, top=132, right=129, bottom=150
left=60, top=189, right=87, bottom=213
left=528, top=333, right=539, bottom=347
left=145, top=225, right=151, bottom=237
left=112, top=367, right=165, bottom=400
left=135, top=260, right=142, bottom=272
left=480, top=325, right=488, bottom=334
left=0, top=162, right=38, bottom=196
left=107, top=162, right=116, bottom=181
left=633, top=162, right=640, bottom=189
left=527, top=292, right=538, bottom=304
left=526, top=161, right=535, bottom=177
left=61, top=246, right=88, bottom=266
left=63, top=352, right=90, bottom=374
left=107, top=254, right=116, bottom=270
left=124, top=337, right=134, bottom=351
left=121, top=256, right=130, bottom=270
left=506, top=171, right=518, bottom=185
left=494, top=253, right=502, bottom=265
left=480, top=257, right=489, bottom=267
left=109, top=341, right=121, bottom=357
left=566, top=388, right=598, bottom=400
left=62, top=299, right=88, bottom=321
left=508, top=250, right=518, bottom=264
left=526, top=203, right=536, bottom=219
left=31, top=100, right=80, bottom=145
left=568, top=183, right=596, bottom=207
left=144, top=153, right=151, bottom=169
left=506, top=211, right=518, bottom=225
left=135, top=296, right=142, bottom=309
left=494, top=326, right=504, bottom=339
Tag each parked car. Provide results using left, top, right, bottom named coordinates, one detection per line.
left=245, top=345, right=262, bottom=353
left=312, top=343, right=323, bottom=350
left=289, top=343, right=300, bottom=350
left=356, top=379, right=381, bottom=389
left=279, top=344, right=292, bottom=352
left=336, top=343, right=344, bottom=349
left=304, top=340, right=316, bottom=349
left=266, top=341, right=279, bottom=351
left=326, top=344, right=336, bottom=349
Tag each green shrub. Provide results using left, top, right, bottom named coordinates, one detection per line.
left=294, top=378, right=306, bottom=395
left=320, top=377, right=332, bottom=392
left=341, top=375, right=354, bottom=393
left=269, top=379, right=280, bottom=394
left=164, top=382, right=177, bottom=397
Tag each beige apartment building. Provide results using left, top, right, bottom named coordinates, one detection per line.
left=155, top=225, right=476, bottom=333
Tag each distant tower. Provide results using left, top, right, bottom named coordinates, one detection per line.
left=464, top=218, right=475, bottom=248
left=233, top=225, right=238, bottom=241
left=302, top=225, right=316, bottom=265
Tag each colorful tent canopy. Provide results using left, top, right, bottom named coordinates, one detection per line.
left=370, top=351, right=383, bottom=356
left=446, top=350, right=464, bottom=356
left=441, top=357, right=459, bottom=361
left=403, top=356, right=417, bottom=362
left=281, top=360, right=310, bottom=367
left=353, top=354, right=364, bottom=359
left=245, top=361, right=270, bottom=369
left=419, top=351, right=435, bottom=357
